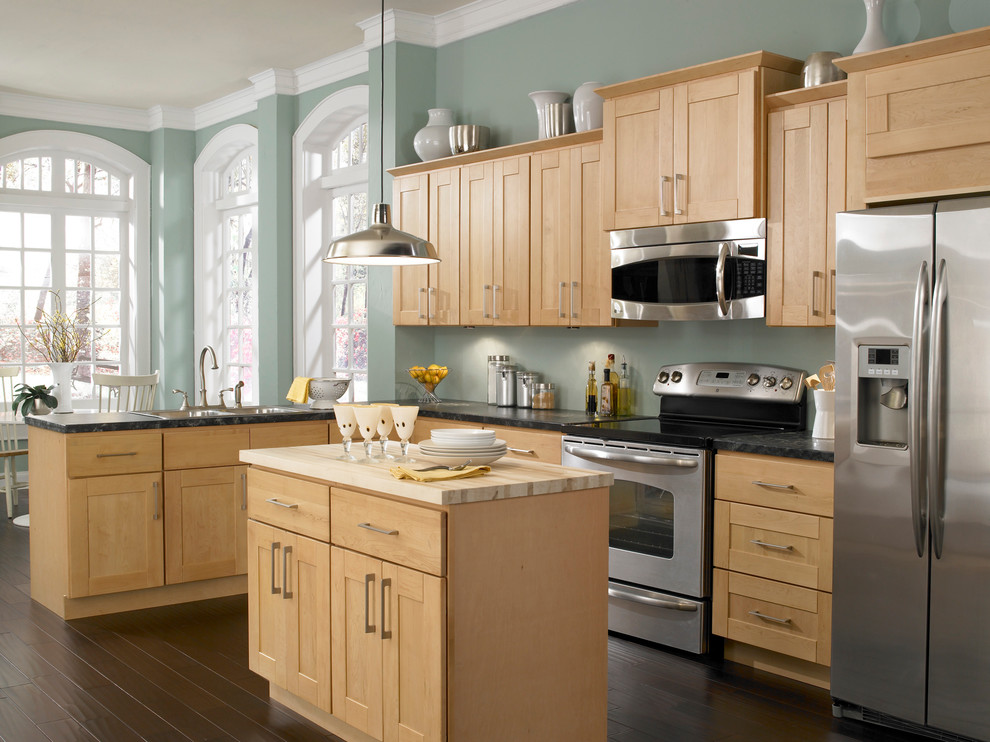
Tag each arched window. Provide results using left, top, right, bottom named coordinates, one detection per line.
left=0, top=131, right=150, bottom=406
left=293, top=87, right=370, bottom=402
left=195, top=125, right=259, bottom=405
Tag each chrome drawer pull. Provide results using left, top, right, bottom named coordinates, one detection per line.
left=752, top=480, right=796, bottom=491
left=359, top=522, right=398, bottom=536
left=381, top=577, right=392, bottom=640
left=97, top=451, right=137, bottom=458
left=364, top=573, right=375, bottom=634
left=265, top=498, right=299, bottom=509
left=749, top=610, right=792, bottom=625
left=152, top=481, right=159, bottom=520
left=750, top=539, right=793, bottom=552
left=241, top=473, right=247, bottom=511
left=506, top=447, right=536, bottom=455
left=271, top=542, right=281, bottom=595
left=282, top=545, right=292, bottom=600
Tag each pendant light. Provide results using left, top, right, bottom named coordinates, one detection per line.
left=323, top=0, right=439, bottom=266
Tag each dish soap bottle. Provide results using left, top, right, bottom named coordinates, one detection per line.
left=618, top=356, right=633, bottom=416
left=585, top=361, right=597, bottom=416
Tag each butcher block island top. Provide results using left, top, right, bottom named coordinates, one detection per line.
left=239, top=442, right=612, bottom=504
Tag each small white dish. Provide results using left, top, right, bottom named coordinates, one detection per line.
left=430, top=428, right=496, bottom=440
left=427, top=437, right=504, bottom=450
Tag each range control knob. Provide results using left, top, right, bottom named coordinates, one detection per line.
left=779, top=376, right=794, bottom=390
left=763, top=376, right=777, bottom=388
left=747, top=373, right=760, bottom=386
left=670, top=371, right=683, bottom=383
left=657, top=371, right=670, bottom=384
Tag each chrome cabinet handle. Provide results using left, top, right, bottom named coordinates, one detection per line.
left=364, top=573, right=375, bottom=634
left=380, top=577, right=392, bottom=640
left=558, top=281, right=566, bottom=318
left=608, top=585, right=698, bottom=612
left=97, top=451, right=137, bottom=458
left=265, top=498, right=299, bottom=509
left=910, top=261, right=931, bottom=559
left=241, top=472, right=247, bottom=511
left=359, top=522, right=399, bottom=536
left=493, top=284, right=500, bottom=320
left=929, top=259, right=947, bottom=560
left=428, top=287, right=436, bottom=319
left=506, top=446, right=536, bottom=455
left=152, top=481, right=159, bottom=520
left=564, top=444, right=699, bottom=469
left=660, top=175, right=670, bottom=216
left=483, top=284, right=491, bottom=319
left=715, top=242, right=729, bottom=317
left=749, top=610, right=791, bottom=625
left=750, top=539, right=793, bottom=552
left=282, top=545, right=292, bottom=600
left=752, top=480, right=795, bottom=491
left=570, top=281, right=578, bottom=319
left=271, top=542, right=281, bottom=595
left=811, top=270, right=825, bottom=317
left=417, top=287, right=426, bottom=320
left=674, top=173, right=685, bottom=215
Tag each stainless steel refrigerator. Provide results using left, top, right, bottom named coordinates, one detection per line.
left=833, top=196, right=990, bottom=742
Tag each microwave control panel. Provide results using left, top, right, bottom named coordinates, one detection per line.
left=653, top=362, right=806, bottom=403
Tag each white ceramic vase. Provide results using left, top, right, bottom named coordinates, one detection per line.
left=854, top=0, right=891, bottom=54
left=572, top=82, right=604, bottom=133
left=48, top=362, right=74, bottom=413
left=528, top=91, right=569, bottom=140
left=413, top=108, right=455, bottom=162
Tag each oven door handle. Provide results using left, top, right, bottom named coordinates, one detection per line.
left=563, top=444, right=698, bottom=469
left=608, top=585, right=699, bottom=612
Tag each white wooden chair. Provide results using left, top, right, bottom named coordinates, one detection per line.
left=93, top=371, right=160, bottom=412
left=0, top=367, right=29, bottom=519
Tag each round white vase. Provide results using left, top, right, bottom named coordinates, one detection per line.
left=572, top=82, right=604, bottom=133
left=48, top=362, right=74, bottom=413
left=528, top=91, right=569, bottom=140
left=854, top=0, right=891, bottom=54
left=413, top=108, right=455, bottom=161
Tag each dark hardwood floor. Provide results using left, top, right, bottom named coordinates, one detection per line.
left=0, top=491, right=930, bottom=742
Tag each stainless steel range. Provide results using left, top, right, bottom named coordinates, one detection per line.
left=561, top=362, right=806, bottom=653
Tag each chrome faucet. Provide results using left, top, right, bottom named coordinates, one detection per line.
left=198, top=345, right=219, bottom=406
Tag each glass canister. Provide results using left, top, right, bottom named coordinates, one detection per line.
left=531, top=382, right=556, bottom=409
left=516, top=371, right=541, bottom=408
left=496, top=364, right=518, bottom=407
left=488, top=354, right=510, bottom=405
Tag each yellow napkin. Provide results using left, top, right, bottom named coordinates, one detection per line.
left=389, top=465, right=491, bottom=482
left=286, top=377, right=312, bottom=403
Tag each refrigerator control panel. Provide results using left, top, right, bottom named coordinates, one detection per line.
left=858, top=345, right=911, bottom=379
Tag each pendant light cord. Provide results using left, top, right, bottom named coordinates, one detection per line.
left=379, top=0, right=385, bottom=204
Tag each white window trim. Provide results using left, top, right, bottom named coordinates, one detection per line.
left=292, top=86, right=369, bottom=383
left=194, top=124, right=259, bottom=405
left=0, top=129, right=151, bottom=396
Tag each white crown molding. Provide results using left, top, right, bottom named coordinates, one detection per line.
left=0, top=0, right=579, bottom=133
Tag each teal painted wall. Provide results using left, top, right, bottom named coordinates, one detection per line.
left=0, top=114, right=152, bottom=162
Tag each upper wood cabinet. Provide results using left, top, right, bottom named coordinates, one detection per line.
left=836, top=27, right=990, bottom=208
left=598, top=51, right=802, bottom=231
left=766, top=82, right=847, bottom=327
left=531, top=142, right=610, bottom=326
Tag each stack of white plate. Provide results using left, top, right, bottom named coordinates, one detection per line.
left=418, top=428, right=507, bottom=466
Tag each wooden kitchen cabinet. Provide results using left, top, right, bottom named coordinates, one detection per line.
left=460, top=156, right=530, bottom=325
left=392, top=168, right=461, bottom=325
left=837, top=27, right=990, bottom=208
left=531, top=141, right=610, bottom=326
left=713, top=450, right=834, bottom=688
left=599, top=51, right=802, bottom=231
left=766, top=83, right=846, bottom=327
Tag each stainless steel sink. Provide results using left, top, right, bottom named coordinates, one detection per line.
left=222, top=406, right=305, bottom=416
left=132, top=408, right=237, bottom=419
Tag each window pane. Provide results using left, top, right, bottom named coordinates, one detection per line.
left=94, top=290, right=120, bottom=324
left=0, top=212, right=21, bottom=247
left=226, top=252, right=240, bottom=288
left=332, top=284, right=348, bottom=325
left=94, top=217, right=119, bottom=251
left=95, top=327, right=120, bottom=362
left=0, top=290, right=20, bottom=324
left=76, top=160, right=92, bottom=194
left=241, top=328, right=253, bottom=364
left=332, top=196, right=347, bottom=238
left=352, top=282, right=367, bottom=324
left=110, top=174, right=120, bottom=196
left=4, top=160, right=21, bottom=189
left=41, top=158, right=52, bottom=191
left=24, top=252, right=51, bottom=288
left=93, top=254, right=119, bottom=289
left=352, top=328, right=367, bottom=370
left=334, top=327, right=349, bottom=368
left=0, top=251, right=21, bottom=286
left=352, top=264, right=368, bottom=281
left=94, top=167, right=109, bottom=195
left=23, top=158, right=39, bottom=190
left=351, top=372, right=368, bottom=403
left=351, top=192, right=368, bottom=232
left=332, top=264, right=347, bottom=282
left=228, top=329, right=240, bottom=364
left=240, top=288, right=253, bottom=324
left=66, top=215, right=91, bottom=250
left=0, top=327, right=22, bottom=364
left=228, top=290, right=241, bottom=325
left=64, top=159, right=75, bottom=193
left=23, top=214, right=51, bottom=249
left=228, top=216, right=240, bottom=252
left=67, top=253, right=93, bottom=289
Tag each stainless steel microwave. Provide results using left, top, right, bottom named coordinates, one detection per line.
left=610, top=219, right=766, bottom=321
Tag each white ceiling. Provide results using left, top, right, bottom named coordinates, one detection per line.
left=0, top=0, right=469, bottom=110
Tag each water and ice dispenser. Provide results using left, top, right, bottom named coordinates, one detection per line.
left=857, top=345, right=910, bottom=448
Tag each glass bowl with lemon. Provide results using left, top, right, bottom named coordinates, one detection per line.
left=408, top=364, right=449, bottom=403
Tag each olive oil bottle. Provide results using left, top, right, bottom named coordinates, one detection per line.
left=585, top=361, right=597, bottom=416
left=618, top=356, right=633, bottom=415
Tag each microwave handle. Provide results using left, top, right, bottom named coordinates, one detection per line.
left=715, top=242, right=729, bottom=316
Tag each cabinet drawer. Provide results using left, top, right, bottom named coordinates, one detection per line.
left=713, top=569, right=831, bottom=666
left=250, top=421, right=328, bottom=450
left=715, top=452, right=833, bottom=516
left=484, top=425, right=562, bottom=465
left=331, top=488, right=445, bottom=576
left=66, top=431, right=162, bottom=478
left=713, top=501, right=833, bottom=592
left=247, top=469, right=330, bottom=542
left=164, top=426, right=251, bottom=470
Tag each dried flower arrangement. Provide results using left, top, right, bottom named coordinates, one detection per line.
left=17, top=291, right=108, bottom=363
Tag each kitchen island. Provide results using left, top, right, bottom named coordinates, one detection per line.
left=240, top=443, right=611, bottom=742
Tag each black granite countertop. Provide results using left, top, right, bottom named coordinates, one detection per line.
left=712, top=430, right=834, bottom=462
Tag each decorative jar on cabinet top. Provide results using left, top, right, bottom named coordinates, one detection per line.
left=413, top=108, right=454, bottom=161
left=528, top=91, right=568, bottom=140
left=572, top=82, right=604, bottom=132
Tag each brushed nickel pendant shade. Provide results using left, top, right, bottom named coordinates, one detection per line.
left=323, top=1, right=438, bottom=267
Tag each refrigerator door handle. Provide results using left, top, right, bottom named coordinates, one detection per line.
left=910, top=260, right=931, bottom=558
left=929, top=258, right=948, bottom=559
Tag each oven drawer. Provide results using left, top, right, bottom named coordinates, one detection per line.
left=608, top=581, right=708, bottom=654
left=715, top=451, right=833, bottom=517
left=713, top=569, right=831, bottom=666
left=713, top=501, right=832, bottom=592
